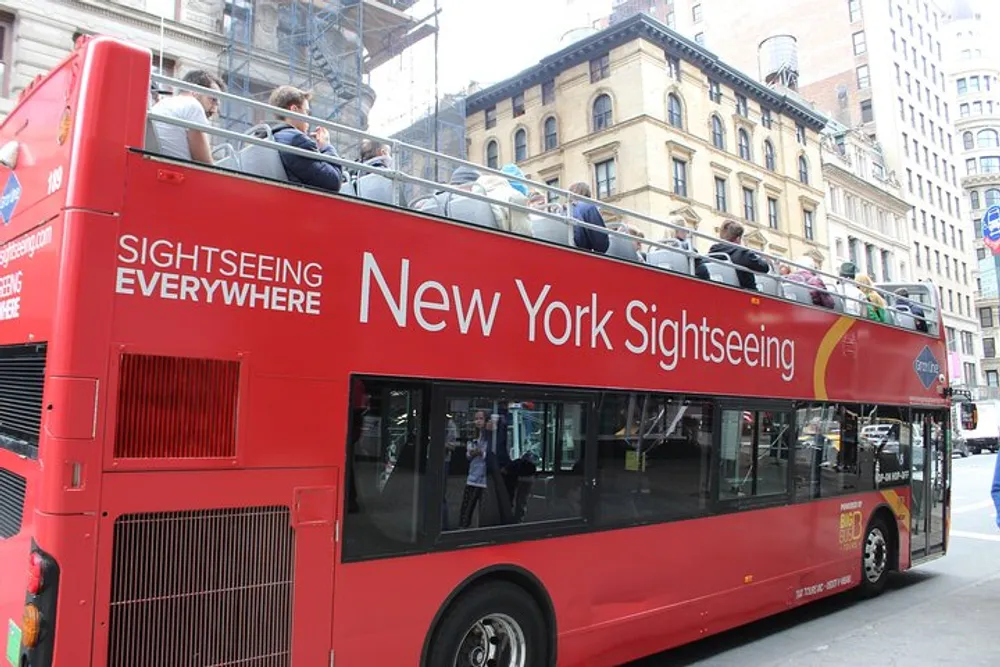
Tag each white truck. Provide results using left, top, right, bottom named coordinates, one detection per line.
left=957, top=399, right=1000, bottom=454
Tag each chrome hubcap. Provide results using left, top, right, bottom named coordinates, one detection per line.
left=454, top=613, right=527, bottom=667
left=864, top=527, right=888, bottom=583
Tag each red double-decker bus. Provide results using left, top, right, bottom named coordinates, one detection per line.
left=1, top=37, right=954, bottom=667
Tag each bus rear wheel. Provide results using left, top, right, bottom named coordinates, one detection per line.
left=858, top=517, right=891, bottom=598
left=427, top=581, right=547, bottom=667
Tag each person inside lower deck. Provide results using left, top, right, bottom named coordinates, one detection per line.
left=150, top=69, right=224, bottom=164
left=264, top=85, right=344, bottom=193
left=459, top=410, right=492, bottom=528
left=707, top=219, right=771, bottom=290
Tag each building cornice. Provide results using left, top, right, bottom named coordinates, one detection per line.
left=464, top=13, right=828, bottom=132
left=822, top=162, right=911, bottom=215
left=68, top=0, right=226, bottom=49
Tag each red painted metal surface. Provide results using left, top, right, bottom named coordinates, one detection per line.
left=0, top=37, right=944, bottom=667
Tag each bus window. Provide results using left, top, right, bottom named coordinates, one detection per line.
left=595, top=393, right=712, bottom=526
left=718, top=408, right=792, bottom=500
left=343, top=379, right=429, bottom=561
left=793, top=403, right=873, bottom=501
left=441, top=393, right=586, bottom=532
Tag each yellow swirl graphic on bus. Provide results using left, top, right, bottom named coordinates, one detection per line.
left=812, top=316, right=856, bottom=400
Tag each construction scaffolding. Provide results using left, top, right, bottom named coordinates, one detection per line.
left=217, top=0, right=442, bottom=151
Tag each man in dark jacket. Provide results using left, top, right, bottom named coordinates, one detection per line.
left=707, top=219, right=771, bottom=290
left=568, top=182, right=610, bottom=253
left=894, top=287, right=929, bottom=332
left=265, top=85, right=343, bottom=193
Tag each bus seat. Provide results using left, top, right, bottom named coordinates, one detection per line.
left=606, top=232, right=639, bottom=261
left=444, top=193, right=498, bottom=229
left=755, top=274, right=781, bottom=296
left=240, top=143, right=289, bottom=181
left=530, top=215, right=573, bottom=246
left=782, top=282, right=814, bottom=304
left=829, top=293, right=845, bottom=313
left=646, top=247, right=691, bottom=274
left=705, top=254, right=739, bottom=287
left=144, top=116, right=160, bottom=153
left=894, top=311, right=917, bottom=330
left=354, top=173, right=399, bottom=206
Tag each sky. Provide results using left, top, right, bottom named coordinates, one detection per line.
left=365, top=0, right=1000, bottom=135
left=367, top=0, right=610, bottom=133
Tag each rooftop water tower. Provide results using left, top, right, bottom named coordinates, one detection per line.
left=758, top=34, right=800, bottom=91
left=560, top=0, right=611, bottom=46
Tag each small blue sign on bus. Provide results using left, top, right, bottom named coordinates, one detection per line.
left=0, top=172, right=20, bottom=226
left=913, top=345, right=941, bottom=390
left=983, top=205, right=1000, bottom=254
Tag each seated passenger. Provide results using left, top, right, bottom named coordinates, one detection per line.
left=786, top=256, right=835, bottom=309
left=894, top=288, right=929, bottom=332
left=855, top=274, right=888, bottom=322
left=837, top=261, right=867, bottom=315
left=707, top=219, right=770, bottom=290
left=150, top=70, right=224, bottom=164
left=449, top=165, right=482, bottom=190
left=474, top=163, right=532, bottom=236
left=265, top=85, right=343, bottom=193
left=568, top=182, right=610, bottom=253
left=357, top=138, right=393, bottom=173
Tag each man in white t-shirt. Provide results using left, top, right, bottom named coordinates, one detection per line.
left=150, top=70, right=224, bottom=164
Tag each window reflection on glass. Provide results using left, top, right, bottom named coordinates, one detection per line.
left=719, top=409, right=791, bottom=499
left=595, top=393, right=712, bottom=526
left=344, top=379, right=427, bottom=560
left=441, top=395, right=585, bottom=532
left=859, top=405, right=911, bottom=488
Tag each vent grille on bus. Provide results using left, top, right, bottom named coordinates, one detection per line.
left=0, top=342, right=47, bottom=459
left=0, top=468, right=27, bottom=539
left=114, top=354, right=240, bottom=460
left=107, top=506, right=294, bottom=667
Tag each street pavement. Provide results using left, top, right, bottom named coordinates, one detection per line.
left=631, top=453, right=1000, bottom=666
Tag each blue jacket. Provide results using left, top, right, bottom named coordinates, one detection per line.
left=992, top=453, right=1000, bottom=528
left=271, top=123, right=343, bottom=193
left=570, top=201, right=610, bottom=253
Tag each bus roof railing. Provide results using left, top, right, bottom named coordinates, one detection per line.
left=145, top=72, right=941, bottom=334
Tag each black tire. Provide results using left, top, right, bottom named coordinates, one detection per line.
left=857, top=516, right=892, bottom=598
left=426, top=581, right=548, bottom=667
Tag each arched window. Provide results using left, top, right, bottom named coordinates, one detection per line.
left=543, top=117, right=558, bottom=150
left=514, top=129, right=527, bottom=162
left=987, top=188, right=1000, bottom=207
left=979, top=129, right=1000, bottom=148
left=667, top=93, right=683, bottom=128
left=964, top=131, right=974, bottom=150
left=486, top=140, right=499, bottom=169
left=711, top=115, right=725, bottom=149
left=593, top=94, right=613, bottom=131
left=738, top=128, right=752, bottom=161
left=970, top=190, right=981, bottom=209
left=764, top=140, right=776, bottom=171
left=798, top=155, right=809, bottom=184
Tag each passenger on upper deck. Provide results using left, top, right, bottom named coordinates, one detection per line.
left=707, top=220, right=770, bottom=290
left=474, top=163, right=532, bottom=236
left=358, top=138, right=393, bottom=172
left=894, top=288, right=930, bottom=332
left=150, top=70, right=224, bottom=165
left=837, top=261, right=866, bottom=315
left=785, top=256, right=835, bottom=309
left=263, top=85, right=344, bottom=193
left=855, top=274, right=888, bottom=322
left=568, top=182, right=610, bottom=254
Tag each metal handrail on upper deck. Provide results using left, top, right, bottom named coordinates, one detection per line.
left=144, top=72, right=942, bottom=335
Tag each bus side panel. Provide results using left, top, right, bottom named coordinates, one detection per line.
left=64, top=38, right=148, bottom=214
left=91, top=468, right=337, bottom=667
left=331, top=497, right=865, bottom=667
